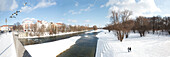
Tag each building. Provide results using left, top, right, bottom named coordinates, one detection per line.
left=22, top=19, right=35, bottom=32
left=37, top=20, right=49, bottom=29
left=22, top=19, right=65, bottom=32
left=0, top=25, right=13, bottom=31
left=56, top=23, right=63, bottom=27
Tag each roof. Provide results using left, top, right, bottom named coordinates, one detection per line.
left=2, top=25, right=8, bottom=27
left=1, top=25, right=13, bottom=27
left=37, top=20, right=42, bottom=24
left=56, top=23, right=63, bottom=25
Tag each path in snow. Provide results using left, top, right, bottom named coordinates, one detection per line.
left=0, top=32, right=31, bottom=57
left=96, top=30, right=170, bottom=57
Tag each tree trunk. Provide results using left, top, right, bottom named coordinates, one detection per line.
left=126, top=34, right=128, bottom=38
left=120, top=33, right=124, bottom=42
left=153, top=29, right=155, bottom=34
left=142, top=31, right=145, bottom=36
left=140, top=32, right=142, bottom=37
left=117, top=31, right=120, bottom=40
left=116, top=31, right=125, bottom=42
left=133, top=30, right=135, bottom=33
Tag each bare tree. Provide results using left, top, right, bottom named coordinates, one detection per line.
left=40, top=25, right=45, bottom=35
left=51, top=23, right=57, bottom=34
left=61, top=24, right=66, bottom=33
left=122, top=20, right=135, bottom=38
left=93, top=25, right=97, bottom=30
left=121, top=10, right=133, bottom=22
left=110, top=10, right=133, bottom=42
left=13, top=23, right=17, bottom=31
left=135, top=16, right=149, bottom=37
left=33, top=23, right=37, bottom=35
left=13, top=22, right=23, bottom=31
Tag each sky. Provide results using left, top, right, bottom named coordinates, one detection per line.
left=0, top=0, right=170, bottom=27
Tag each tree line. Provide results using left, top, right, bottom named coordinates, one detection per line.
left=13, top=22, right=95, bottom=37
left=104, top=10, right=170, bottom=42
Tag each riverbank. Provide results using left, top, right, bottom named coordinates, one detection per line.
left=96, top=30, right=170, bottom=57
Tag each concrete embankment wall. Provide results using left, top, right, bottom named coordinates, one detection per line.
left=0, top=32, right=31, bottom=57
left=19, top=31, right=86, bottom=46
left=13, top=35, right=31, bottom=57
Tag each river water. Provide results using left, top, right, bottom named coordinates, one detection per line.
left=57, top=31, right=100, bottom=57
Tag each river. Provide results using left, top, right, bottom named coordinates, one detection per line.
left=57, top=31, right=100, bottom=57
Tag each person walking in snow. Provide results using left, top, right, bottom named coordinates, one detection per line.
left=128, top=47, right=131, bottom=52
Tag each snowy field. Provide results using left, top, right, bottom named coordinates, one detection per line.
left=24, top=36, right=81, bottom=57
left=0, top=33, right=17, bottom=57
left=96, top=30, right=170, bottom=57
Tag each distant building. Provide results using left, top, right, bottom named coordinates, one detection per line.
left=0, top=25, right=13, bottom=31
left=56, top=23, right=63, bottom=27
left=22, top=19, right=66, bottom=32
left=37, top=20, right=49, bottom=29
left=22, top=19, right=35, bottom=32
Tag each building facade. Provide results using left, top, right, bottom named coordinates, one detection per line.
left=22, top=19, right=35, bottom=32
left=0, top=25, right=13, bottom=31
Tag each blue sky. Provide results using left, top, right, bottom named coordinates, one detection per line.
left=0, top=0, right=170, bottom=27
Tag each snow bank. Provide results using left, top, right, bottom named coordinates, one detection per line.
left=0, top=33, right=17, bottom=57
left=24, top=36, right=81, bottom=57
left=96, top=30, right=170, bottom=57
left=85, top=29, right=101, bottom=34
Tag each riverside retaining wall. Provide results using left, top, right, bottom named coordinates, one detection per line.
left=18, top=31, right=86, bottom=46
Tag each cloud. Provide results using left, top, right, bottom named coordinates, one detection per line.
left=68, top=19, right=77, bottom=23
left=75, top=1, right=79, bottom=6
left=21, top=0, right=56, bottom=13
left=34, top=0, right=56, bottom=9
left=10, top=0, right=18, bottom=11
left=164, top=14, right=170, bottom=16
left=85, top=20, right=91, bottom=23
left=68, top=10, right=81, bottom=15
left=22, top=18, right=37, bottom=21
left=82, top=4, right=94, bottom=11
left=68, top=4, right=94, bottom=15
left=63, top=13, right=67, bottom=16
left=100, top=5, right=104, bottom=8
left=0, top=0, right=18, bottom=11
left=57, top=21, right=63, bottom=23
left=22, top=18, right=37, bottom=24
left=104, top=0, right=161, bottom=18
left=21, top=6, right=34, bottom=13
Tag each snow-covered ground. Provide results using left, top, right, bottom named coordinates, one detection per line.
left=96, top=30, right=170, bottom=57
left=0, top=33, right=17, bottom=57
left=24, top=36, right=81, bottom=57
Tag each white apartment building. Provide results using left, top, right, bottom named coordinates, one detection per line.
left=22, top=19, right=35, bottom=32
left=22, top=19, right=64, bottom=32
